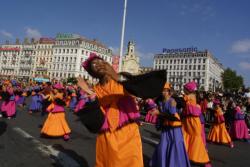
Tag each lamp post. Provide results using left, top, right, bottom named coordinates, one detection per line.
left=118, top=0, right=128, bottom=72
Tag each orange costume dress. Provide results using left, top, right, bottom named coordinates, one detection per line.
left=207, top=107, right=232, bottom=145
left=94, top=79, right=143, bottom=167
left=41, top=92, right=71, bottom=137
left=182, top=94, right=210, bottom=164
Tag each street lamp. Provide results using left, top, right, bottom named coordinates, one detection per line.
left=118, top=0, right=128, bottom=72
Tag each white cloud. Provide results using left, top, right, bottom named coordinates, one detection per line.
left=0, top=30, right=13, bottom=38
left=25, top=27, right=42, bottom=39
left=239, top=62, right=250, bottom=70
left=232, top=39, right=250, bottom=53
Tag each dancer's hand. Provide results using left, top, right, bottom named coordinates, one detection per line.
left=77, top=77, right=94, bottom=95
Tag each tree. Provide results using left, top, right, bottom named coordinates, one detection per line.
left=222, top=68, right=244, bottom=91
left=67, top=77, right=78, bottom=84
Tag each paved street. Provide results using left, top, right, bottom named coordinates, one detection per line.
left=1, top=104, right=250, bottom=167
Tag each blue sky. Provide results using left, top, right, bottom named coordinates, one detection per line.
left=0, top=0, right=250, bottom=85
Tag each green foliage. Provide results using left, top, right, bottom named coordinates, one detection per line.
left=67, top=77, right=78, bottom=84
left=222, top=68, right=244, bottom=91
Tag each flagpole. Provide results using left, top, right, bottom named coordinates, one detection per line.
left=118, top=0, right=128, bottom=72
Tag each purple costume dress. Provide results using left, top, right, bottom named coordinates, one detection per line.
left=29, top=93, right=43, bottom=112
left=16, top=89, right=26, bottom=106
left=150, top=98, right=190, bottom=167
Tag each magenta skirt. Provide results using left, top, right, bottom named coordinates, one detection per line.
left=230, top=120, right=250, bottom=140
left=1, top=101, right=16, bottom=117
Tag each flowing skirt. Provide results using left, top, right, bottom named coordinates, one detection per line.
left=1, top=101, right=16, bottom=117
left=41, top=112, right=71, bottom=137
left=208, top=123, right=232, bottom=144
left=150, top=127, right=190, bottom=167
left=230, top=120, right=250, bottom=140
left=16, top=96, right=25, bottom=105
left=182, top=117, right=210, bottom=164
left=95, top=123, right=143, bottom=167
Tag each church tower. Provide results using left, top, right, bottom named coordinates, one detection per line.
left=122, top=41, right=140, bottom=74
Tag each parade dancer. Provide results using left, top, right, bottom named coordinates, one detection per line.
left=16, top=87, right=27, bottom=107
left=150, top=83, right=190, bottom=167
left=76, top=53, right=166, bottom=167
left=29, top=86, right=43, bottom=114
left=1, top=81, right=16, bottom=119
left=230, top=104, right=250, bottom=141
left=40, top=84, right=52, bottom=117
left=207, top=99, right=234, bottom=147
left=182, top=81, right=211, bottom=167
left=69, top=89, right=77, bottom=112
left=41, top=83, right=71, bottom=141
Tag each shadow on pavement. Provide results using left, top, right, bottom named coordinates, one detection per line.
left=0, top=121, right=7, bottom=136
left=52, top=144, right=90, bottom=167
left=143, top=154, right=151, bottom=167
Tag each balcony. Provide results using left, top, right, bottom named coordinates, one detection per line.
left=19, top=66, right=31, bottom=70
left=36, top=67, right=48, bottom=71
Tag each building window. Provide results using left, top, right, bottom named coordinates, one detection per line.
left=198, top=65, right=201, bottom=70
left=194, top=59, right=196, bottom=63
left=203, top=59, right=206, bottom=63
left=185, top=59, right=187, bottom=63
left=202, top=79, right=204, bottom=84
left=203, top=65, right=205, bottom=70
left=193, top=65, right=196, bottom=70
left=75, top=49, right=77, bottom=53
left=189, top=59, right=192, bottom=63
